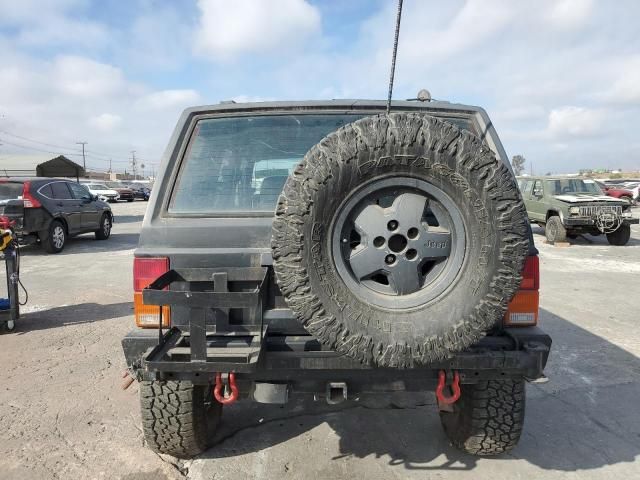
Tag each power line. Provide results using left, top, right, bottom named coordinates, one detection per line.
left=0, top=130, right=85, bottom=153
left=0, top=137, right=82, bottom=156
left=0, top=130, right=159, bottom=176
left=0, top=129, right=154, bottom=165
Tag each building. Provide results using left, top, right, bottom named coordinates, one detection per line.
left=0, top=154, right=85, bottom=179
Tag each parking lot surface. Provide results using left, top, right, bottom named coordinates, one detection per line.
left=0, top=202, right=639, bottom=480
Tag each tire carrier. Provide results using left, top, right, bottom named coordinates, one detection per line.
left=141, top=267, right=269, bottom=393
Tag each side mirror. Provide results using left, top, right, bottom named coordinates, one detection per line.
left=533, top=189, right=543, bottom=197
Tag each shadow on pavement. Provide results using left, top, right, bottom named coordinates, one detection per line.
left=196, top=308, right=640, bottom=473
left=19, top=232, right=139, bottom=256
left=531, top=225, right=640, bottom=246
left=114, top=214, right=145, bottom=224
left=15, top=302, right=133, bottom=332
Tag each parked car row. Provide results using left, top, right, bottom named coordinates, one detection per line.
left=81, top=181, right=151, bottom=203
left=0, top=177, right=113, bottom=253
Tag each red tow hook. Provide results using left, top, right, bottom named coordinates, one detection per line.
left=436, top=370, right=461, bottom=405
left=214, top=372, right=239, bottom=405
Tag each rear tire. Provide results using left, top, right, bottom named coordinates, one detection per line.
left=607, top=224, right=631, bottom=246
left=42, top=219, right=66, bottom=254
left=440, top=379, right=526, bottom=456
left=140, top=380, right=222, bottom=459
left=545, top=215, right=566, bottom=243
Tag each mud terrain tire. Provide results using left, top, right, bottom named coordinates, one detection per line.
left=545, top=216, right=566, bottom=243
left=607, top=223, right=631, bottom=246
left=272, top=113, right=529, bottom=367
left=140, top=380, right=222, bottom=458
left=439, top=379, right=525, bottom=455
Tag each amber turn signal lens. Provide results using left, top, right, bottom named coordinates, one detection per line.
left=504, top=290, right=539, bottom=326
left=134, top=292, right=170, bottom=328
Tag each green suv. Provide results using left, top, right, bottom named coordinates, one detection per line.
left=518, top=176, right=638, bottom=245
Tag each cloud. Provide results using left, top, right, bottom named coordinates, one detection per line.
left=0, top=51, right=199, bottom=171
left=89, top=113, right=122, bottom=132
left=546, top=0, right=594, bottom=29
left=605, top=56, right=640, bottom=104
left=547, top=106, right=604, bottom=137
left=52, top=56, right=126, bottom=97
left=194, top=0, right=321, bottom=60
left=0, top=0, right=109, bottom=49
left=136, top=90, right=201, bottom=110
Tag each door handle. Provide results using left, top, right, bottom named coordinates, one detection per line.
left=56, top=202, right=64, bottom=207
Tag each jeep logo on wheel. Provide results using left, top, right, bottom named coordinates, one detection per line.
left=425, top=239, right=448, bottom=249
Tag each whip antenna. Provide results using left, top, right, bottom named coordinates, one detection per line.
left=386, top=0, right=404, bottom=114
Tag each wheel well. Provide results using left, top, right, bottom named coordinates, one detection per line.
left=48, top=217, right=69, bottom=236
left=39, top=217, right=68, bottom=241
left=546, top=210, right=559, bottom=221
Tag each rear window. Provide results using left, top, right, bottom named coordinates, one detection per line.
left=169, top=113, right=474, bottom=215
left=0, top=182, right=24, bottom=201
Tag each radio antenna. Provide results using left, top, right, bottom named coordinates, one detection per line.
left=386, top=0, right=404, bottom=114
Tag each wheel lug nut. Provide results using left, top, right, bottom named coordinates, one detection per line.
left=385, top=254, right=396, bottom=265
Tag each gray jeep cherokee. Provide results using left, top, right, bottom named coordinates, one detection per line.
left=122, top=100, right=551, bottom=459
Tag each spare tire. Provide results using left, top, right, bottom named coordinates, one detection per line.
left=272, top=113, right=529, bottom=367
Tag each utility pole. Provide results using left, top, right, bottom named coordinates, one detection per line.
left=76, top=141, right=87, bottom=172
left=130, top=150, right=137, bottom=180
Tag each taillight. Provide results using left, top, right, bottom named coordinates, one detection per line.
left=504, top=255, right=539, bottom=326
left=133, top=257, right=170, bottom=328
left=0, top=215, right=15, bottom=229
left=22, top=181, right=42, bottom=208
left=519, top=255, right=539, bottom=290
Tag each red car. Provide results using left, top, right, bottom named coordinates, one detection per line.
left=597, top=181, right=634, bottom=204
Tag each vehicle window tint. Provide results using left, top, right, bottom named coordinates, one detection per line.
left=170, top=114, right=367, bottom=214
left=39, top=184, right=53, bottom=198
left=533, top=180, right=543, bottom=195
left=51, top=182, right=72, bottom=200
left=0, top=182, right=24, bottom=200
left=523, top=180, right=533, bottom=194
left=68, top=182, right=90, bottom=199
left=169, top=113, right=477, bottom=215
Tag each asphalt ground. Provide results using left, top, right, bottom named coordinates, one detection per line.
left=0, top=201, right=638, bottom=480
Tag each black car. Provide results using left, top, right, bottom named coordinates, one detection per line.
left=0, top=177, right=113, bottom=253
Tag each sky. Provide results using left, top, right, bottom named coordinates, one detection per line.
left=1, top=0, right=639, bottom=174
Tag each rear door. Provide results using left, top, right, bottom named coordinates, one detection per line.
left=68, top=182, right=100, bottom=230
left=50, top=181, right=81, bottom=232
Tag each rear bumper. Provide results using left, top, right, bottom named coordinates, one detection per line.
left=122, top=326, right=552, bottom=390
